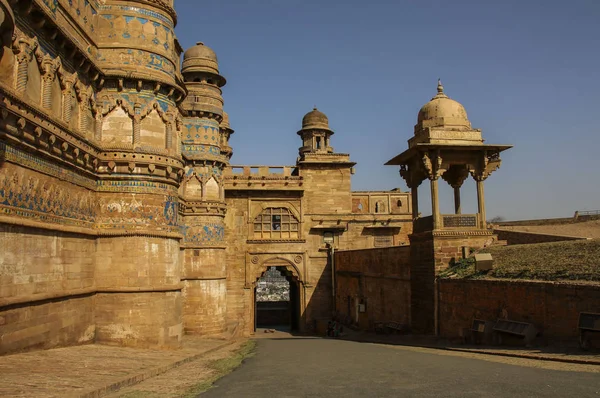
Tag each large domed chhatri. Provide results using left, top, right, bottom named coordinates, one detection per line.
left=416, top=80, right=471, bottom=131
left=182, top=41, right=221, bottom=76
left=301, top=107, right=332, bottom=132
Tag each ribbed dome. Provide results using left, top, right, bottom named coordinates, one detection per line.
left=302, top=107, right=330, bottom=130
left=182, top=42, right=219, bottom=75
left=417, top=81, right=471, bottom=130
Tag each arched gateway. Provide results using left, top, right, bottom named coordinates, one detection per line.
left=251, top=258, right=304, bottom=333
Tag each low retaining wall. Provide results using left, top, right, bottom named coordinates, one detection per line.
left=493, top=229, right=588, bottom=245
left=496, top=218, right=575, bottom=227
left=439, top=279, right=600, bottom=342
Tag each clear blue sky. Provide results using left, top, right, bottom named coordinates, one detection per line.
left=173, top=0, right=599, bottom=221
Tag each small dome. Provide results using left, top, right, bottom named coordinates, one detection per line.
left=417, top=81, right=471, bottom=129
left=302, top=107, right=330, bottom=130
left=182, top=42, right=219, bottom=75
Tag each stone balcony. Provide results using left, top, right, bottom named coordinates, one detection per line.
left=223, top=166, right=304, bottom=191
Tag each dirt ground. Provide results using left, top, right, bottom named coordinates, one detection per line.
left=104, top=339, right=255, bottom=398
left=498, top=220, right=600, bottom=239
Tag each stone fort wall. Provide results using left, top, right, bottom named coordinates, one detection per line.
left=0, top=0, right=186, bottom=354
left=334, top=246, right=411, bottom=331
left=439, top=279, right=600, bottom=342
left=0, top=0, right=415, bottom=355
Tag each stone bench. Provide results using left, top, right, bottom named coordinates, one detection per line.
left=578, top=312, right=600, bottom=350
left=493, top=319, right=537, bottom=346
left=469, top=319, right=495, bottom=345
left=385, top=321, right=408, bottom=334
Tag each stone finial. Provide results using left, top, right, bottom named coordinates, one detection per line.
left=435, top=79, right=447, bottom=99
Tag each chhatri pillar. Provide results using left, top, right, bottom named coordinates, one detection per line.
left=386, top=80, right=512, bottom=334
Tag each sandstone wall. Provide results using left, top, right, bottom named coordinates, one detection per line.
left=409, top=232, right=494, bottom=334
left=94, top=236, right=182, bottom=348
left=408, top=233, right=436, bottom=334
left=0, top=224, right=96, bottom=354
left=439, top=279, right=600, bottom=342
left=335, top=246, right=411, bottom=330
left=301, top=166, right=352, bottom=214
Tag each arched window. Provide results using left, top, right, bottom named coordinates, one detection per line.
left=253, top=207, right=299, bottom=239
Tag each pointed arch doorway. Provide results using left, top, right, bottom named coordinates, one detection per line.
left=253, top=261, right=302, bottom=333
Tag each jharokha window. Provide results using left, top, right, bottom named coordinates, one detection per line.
left=253, top=208, right=299, bottom=239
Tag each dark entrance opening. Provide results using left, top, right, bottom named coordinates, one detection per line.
left=254, top=266, right=300, bottom=332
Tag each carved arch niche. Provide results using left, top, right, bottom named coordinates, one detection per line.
left=77, top=84, right=95, bottom=137
left=246, top=254, right=306, bottom=287
left=183, top=174, right=202, bottom=200
left=100, top=98, right=133, bottom=146
left=139, top=102, right=175, bottom=150
left=204, top=176, right=220, bottom=200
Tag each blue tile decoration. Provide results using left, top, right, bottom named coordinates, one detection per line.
left=181, top=223, right=225, bottom=245
left=1, top=143, right=96, bottom=190
left=0, top=164, right=96, bottom=228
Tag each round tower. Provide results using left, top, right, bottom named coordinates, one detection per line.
left=92, top=0, right=186, bottom=349
left=179, top=42, right=229, bottom=336
left=297, top=107, right=334, bottom=155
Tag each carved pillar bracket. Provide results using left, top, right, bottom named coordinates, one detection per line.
left=421, top=151, right=446, bottom=181
left=441, top=164, right=470, bottom=189
left=38, top=55, right=61, bottom=110
left=400, top=163, right=425, bottom=220
left=470, top=151, right=502, bottom=182
left=421, top=151, right=446, bottom=229
left=59, top=71, right=78, bottom=123
left=12, top=36, right=38, bottom=93
left=133, top=103, right=142, bottom=147
left=77, top=84, right=92, bottom=135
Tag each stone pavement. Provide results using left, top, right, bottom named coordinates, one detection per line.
left=0, top=337, right=233, bottom=398
left=0, top=330, right=598, bottom=398
left=202, top=338, right=600, bottom=397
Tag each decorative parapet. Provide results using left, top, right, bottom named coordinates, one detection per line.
left=224, top=165, right=304, bottom=190
left=225, top=165, right=297, bottom=177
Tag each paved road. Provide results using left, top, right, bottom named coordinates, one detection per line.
left=201, top=338, right=600, bottom=397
